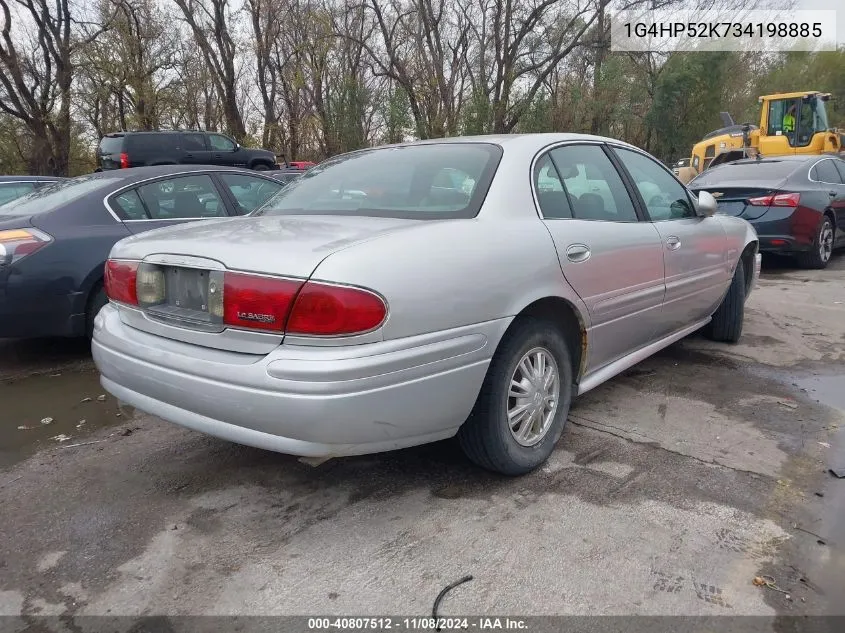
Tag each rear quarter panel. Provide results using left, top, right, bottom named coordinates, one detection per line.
left=30, top=200, right=131, bottom=314
left=308, top=217, right=588, bottom=342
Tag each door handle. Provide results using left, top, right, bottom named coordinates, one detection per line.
left=185, top=153, right=194, bottom=158
left=829, top=191, right=837, bottom=198
left=666, top=236, right=681, bottom=250
left=565, top=244, right=591, bottom=263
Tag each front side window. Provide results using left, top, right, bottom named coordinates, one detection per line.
left=209, top=134, right=236, bottom=152
left=219, top=174, right=284, bottom=215
left=546, top=144, right=638, bottom=222
left=614, top=147, right=695, bottom=221
left=255, top=143, right=503, bottom=220
left=137, top=175, right=226, bottom=220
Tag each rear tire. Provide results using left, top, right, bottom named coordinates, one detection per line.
left=458, top=317, right=573, bottom=476
left=86, top=285, right=107, bottom=340
left=796, top=215, right=834, bottom=270
left=704, top=258, right=745, bottom=344
left=253, top=163, right=270, bottom=171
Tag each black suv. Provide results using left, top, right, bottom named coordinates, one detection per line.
left=96, top=131, right=280, bottom=172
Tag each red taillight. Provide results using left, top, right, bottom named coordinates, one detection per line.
left=748, top=192, right=800, bottom=207
left=0, top=228, right=52, bottom=266
left=104, top=260, right=139, bottom=305
left=120, top=152, right=130, bottom=169
left=286, top=281, right=387, bottom=336
left=222, top=272, right=302, bottom=331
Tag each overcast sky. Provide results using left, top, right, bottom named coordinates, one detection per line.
left=793, top=0, right=844, bottom=46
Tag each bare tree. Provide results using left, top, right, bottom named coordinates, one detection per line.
left=0, top=0, right=105, bottom=174
left=173, top=0, right=247, bottom=140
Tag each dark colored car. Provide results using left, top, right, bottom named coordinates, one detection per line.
left=0, top=165, right=289, bottom=339
left=689, top=155, right=845, bottom=269
left=0, top=175, right=66, bottom=205
left=96, top=131, right=280, bottom=172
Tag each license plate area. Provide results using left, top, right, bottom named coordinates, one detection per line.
left=144, top=266, right=224, bottom=330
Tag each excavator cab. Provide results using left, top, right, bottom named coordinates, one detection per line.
left=678, top=91, right=840, bottom=184
left=758, top=92, right=834, bottom=156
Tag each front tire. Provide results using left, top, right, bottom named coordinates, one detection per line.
left=704, top=258, right=745, bottom=343
left=796, top=215, right=834, bottom=270
left=458, top=317, right=573, bottom=476
left=253, top=163, right=270, bottom=171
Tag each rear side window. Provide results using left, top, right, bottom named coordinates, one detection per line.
left=547, top=145, right=638, bottom=222
left=99, top=136, right=124, bottom=155
left=136, top=175, right=227, bottom=220
left=182, top=134, right=206, bottom=151
left=126, top=134, right=180, bottom=153
left=0, top=182, right=36, bottom=205
left=111, top=190, right=147, bottom=220
left=533, top=154, right=573, bottom=219
left=835, top=160, right=845, bottom=183
left=812, top=160, right=843, bottom=184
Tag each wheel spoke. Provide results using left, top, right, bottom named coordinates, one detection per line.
left=518, top=357, right=533, bottom=382
left=534, top=352, right=546, bottom=385
left=509, top=379, right=531, bottom=398
left=508, top=402, right=531, bottom=425
left=518, top=409, right=538, bottom=440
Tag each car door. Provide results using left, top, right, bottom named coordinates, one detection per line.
left=109, top=174, right=232, bottom=235
left=535, top=143, right=666, bottom=372
left=215, top=172, right=285, bottom=215
left=207, top=133, right=240, bottom=167
left=611, top=146, right=730, bottom=337
left=816, top=158, right=845, bottom=247
left=180, top=133, right=212, bottom=165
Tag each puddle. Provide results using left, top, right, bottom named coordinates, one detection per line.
left=0, top=367, right=132, bottom=470
left=795, top=375, right=845, bottom=413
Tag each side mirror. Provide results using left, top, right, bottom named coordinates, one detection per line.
left=697, top=191, right=718, bottom=217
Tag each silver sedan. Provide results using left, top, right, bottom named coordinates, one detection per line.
left=92, top=134, right=761, bottom=475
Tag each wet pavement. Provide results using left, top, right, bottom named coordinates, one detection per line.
left=0, top=254, right=844, bottom=621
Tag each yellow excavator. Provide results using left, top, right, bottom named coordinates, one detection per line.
left=675, top=91, right=842, bottom=184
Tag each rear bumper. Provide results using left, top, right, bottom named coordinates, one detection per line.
left=750, top=207, right=821, bottom=254
left=92, top=304, right=504, bottom=457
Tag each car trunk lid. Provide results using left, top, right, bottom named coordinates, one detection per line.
left=110, top=215, right=421, bottom=352
left=690, top=180, right=787, bottom=220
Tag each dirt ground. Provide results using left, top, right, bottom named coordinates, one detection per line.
left=1, top=254, right=844, bottom=626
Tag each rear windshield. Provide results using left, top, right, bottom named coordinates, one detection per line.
left=99, top=136, right=124, bottom=155
left=254, top=143, right=503, bottom=220
left=691, top=161, right=799, bottom=186
left=0, top=175, right=122, bottom=217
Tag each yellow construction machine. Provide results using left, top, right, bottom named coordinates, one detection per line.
left=676, top=91, right=841, bottom=184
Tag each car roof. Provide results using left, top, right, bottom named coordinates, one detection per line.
left=102, top=130, right=206, bottom=137
left=0, top=175, right=66, bottom=182
left=84, top=164, right=274, bottom=184
left=728, top=154, right=829, bottom=165
left=385, top=133, right=640, bottom=152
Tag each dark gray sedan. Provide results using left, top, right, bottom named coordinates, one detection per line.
left=0, top=165, right=288, bottom=339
